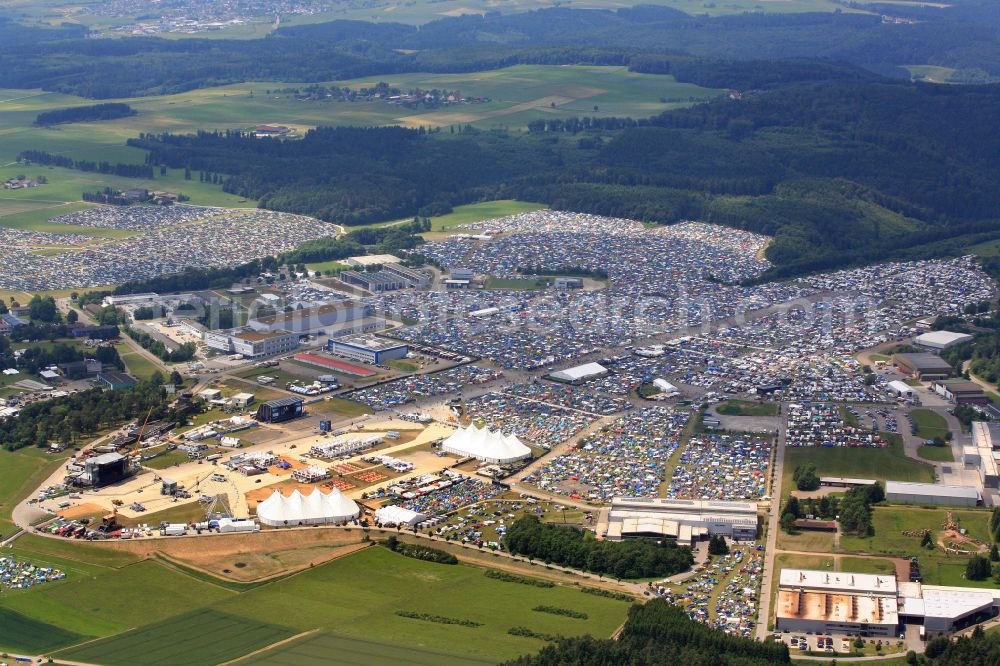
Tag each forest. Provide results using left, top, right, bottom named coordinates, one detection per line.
left=504, top=598, right=790, bottom=666
left=34, top=103, right=136, bottom=126
left=109, top=75, right=1000, bottom=279
left=2, top=3, right=1000, bottom=97
left=0, top=379, right=171, bottom=451
left=503, top=515, right=693, bottom=579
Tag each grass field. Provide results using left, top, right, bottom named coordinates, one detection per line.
left=782, top=434, right=935, bottom=496
left=0, top=447, right=65, bottom=536
left=15, top=545, right=632, bottom=662
left=121, top=351, right=165, bottom=381
left=838, top=506, right=996, bottom=588
left=918, top=443, right=954, bottom=462
left=236, top=630, right=494, bottom=666
left=716, top=399, right=778, bottom=417
left=0, top=607, right=87, bottom=654
left=776, top=529, right=836, bottom=553
left=909, top=408, right=950, bottom=440
left=58, top=609, right=295, bottom=666
left=838, top=556, right=897, bottom=575
left=421, top=199, right=547, bottom=235
left=208, top=545, right=630, bottom=660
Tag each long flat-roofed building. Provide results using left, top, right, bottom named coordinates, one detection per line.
left=968, top=421, right=1000, bottom=489
left=326, top=334, right=408, bottom=365
left=601, top=497, right=758, bottom=545
left=203, top=327, right=298, bottom=359
left=885, top=480, right=981, bottom=506
left=249, top=302, right=373, bottom=334
left=778, top=568, right=1000, bottom=637
left=892, top=353, right=954, bottom=380
left=777, top=569, right=899, bottom=636
left=913, top=330, right=974, bottom=350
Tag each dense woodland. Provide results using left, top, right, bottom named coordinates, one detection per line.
left=505, top=599, right=790, bottom=666
left=34, top=103, right=135, bottom=126
left=108, top=75, right=1000, bottom=279
left=3, top=4, right=1000, bottom=97
left=0, top=379, right=171, bottom=451
left=503, top=515, right=693, bottom=579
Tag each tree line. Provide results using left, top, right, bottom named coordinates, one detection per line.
left=17, top=149, right=153, bottom=179
left=504, top=598, right=790, bottom=666
left=35, top=103, right=135, bottom=126
left=0, top=379, right=171, bottom=451
left=503, top=515, right=693, bottom=580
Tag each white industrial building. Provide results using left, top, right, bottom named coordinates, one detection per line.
left=885, top=481, right=981, bottom=507
left=441, top=424, right=532, bottom=464
left=103, top=293, right=159, bottom=307
left=203, top=328, right=298, bottom=360
left=886, top=380, right=915, bottom=399
left=776, top=570, right=899, bottom=636
left=967, top=421, right=1000, bottom=489
left=326, top=334, right=409, bottom=365
left=913, top=330, right=974, bottom=350
left=548, top=362, right=608, bottom=385
left=777, top=568, right=1000, bottom=636
left=601, top=497, right=759, bottom=545
left=256, top=488, right=359, bottom=526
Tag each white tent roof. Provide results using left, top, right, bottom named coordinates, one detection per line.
left=550, top=362, right=607, bottom=382
left=375, top=505, right=426, bottom=526
left=256, top=487, right=359, bottom=525
left=442, top=424, right=531, bottom=463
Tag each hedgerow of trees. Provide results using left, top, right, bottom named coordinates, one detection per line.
left=503, top=515, right=693, bottom=579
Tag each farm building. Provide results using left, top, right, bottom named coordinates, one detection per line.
left=892, top=353, right=954, bottom=381
left=601, top=497, right=758, bottom=545
left=256, top=488, right=359, bottom=526
left=913, top=331, right=974, bottom=350
left=441, top=424, right=532, bottom=464
left=884, top=481, right=981, bottom=506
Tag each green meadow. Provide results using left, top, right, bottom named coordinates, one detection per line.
left=782, top=434, right=935, bottom=497
left=0, top=543, right=635, bottom=662
left=0, top=65, right=719, bottom=231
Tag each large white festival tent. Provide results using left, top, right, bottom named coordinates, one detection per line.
left=441, top=424, right=531, bottom=464
left=256, top=487, right=360, bottom=526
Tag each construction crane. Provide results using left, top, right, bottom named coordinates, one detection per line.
left=129, top=406, right=155, bottom=459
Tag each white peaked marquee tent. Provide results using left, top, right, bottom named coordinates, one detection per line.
left=256, top=487, right=360, bottom=526
left=442, top=424, right=531, bottom=464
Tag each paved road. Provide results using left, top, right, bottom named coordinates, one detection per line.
left=755, top=406, right=785, bottom=641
